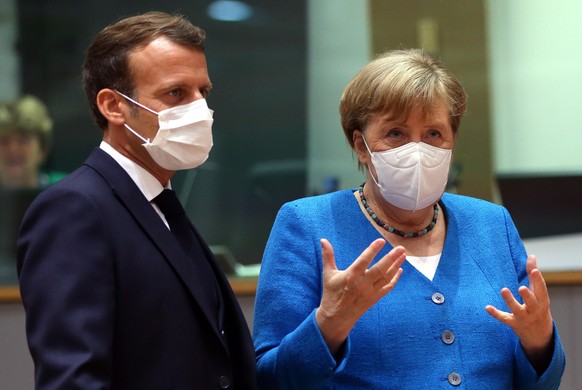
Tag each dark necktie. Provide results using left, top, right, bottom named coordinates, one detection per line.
left=153, top=189, right=222, bottom=323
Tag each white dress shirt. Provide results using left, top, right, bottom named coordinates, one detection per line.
left=99, top=141, right=170, bottom=227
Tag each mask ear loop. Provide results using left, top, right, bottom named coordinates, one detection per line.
left=124, top=123, right=151, bottom=144
left=361, top=134, right=381, bottom=188
left=115, top=90, right=158, bottom=145
left=114, top=90, right=160, bottom=116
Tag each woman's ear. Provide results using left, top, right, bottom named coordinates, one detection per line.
left=352, top=130, right=368, bottom=165
left=96, top=89, right=126, bottom=126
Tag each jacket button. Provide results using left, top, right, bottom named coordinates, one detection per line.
left=441, top=330, right=455, bottom=345
left=448, top=372, right=462, bottom=386
left=431, top=292, right=445, bottom=304
left=218, top=375, right=231, bottom=389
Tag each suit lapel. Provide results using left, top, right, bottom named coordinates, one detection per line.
left=83, top=149, right=225, bottom=342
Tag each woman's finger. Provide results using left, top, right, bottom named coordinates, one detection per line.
left=368, top=245, right=406, bottom=284
left=485, top=304, right=513, bottom=325
left=500, top=287, right=524, bottom=315
left=529, top=268, right=550, bottom=308
left=320, top=238, right=338, bottom=276
left=518, top=286, right=538, bottom=311
left=379, top=268, right=404, bottom=294
left=349, top=238, right=387, bottom=275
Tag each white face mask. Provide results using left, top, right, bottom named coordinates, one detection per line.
left=363, top=137, right=451, bottom=211
left=116, top=91, right=214, bottom=170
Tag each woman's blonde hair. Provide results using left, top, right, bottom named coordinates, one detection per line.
left=0, top=95, right=53, bottom=149
left=339, top=49, right=467, bottom=149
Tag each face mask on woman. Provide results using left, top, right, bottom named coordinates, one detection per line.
left=116, top=91, right=214, bottom=171
left=363, top=137, right=451, bottom=211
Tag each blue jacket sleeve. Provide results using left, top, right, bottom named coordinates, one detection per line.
left=502, top=207, right=566, bottom=389
left=253, top=202, right=349, bottom=389
left=514, top=323, right=566, bottom=390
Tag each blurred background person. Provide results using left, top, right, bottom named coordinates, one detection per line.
left=0, top=95, right=64, bottom=190
left=0, top=95, right=64, bottom=273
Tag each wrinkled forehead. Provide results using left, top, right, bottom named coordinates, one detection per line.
left=366, top=99, right=452, bottom=132
left=368, top=77, right=453, bottom=122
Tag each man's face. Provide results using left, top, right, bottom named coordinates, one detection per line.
left=117, top=37, right=212, bottom=172
left=0, top=132, right=45, bottom=188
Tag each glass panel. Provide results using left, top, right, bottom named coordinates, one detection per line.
left=1, top=0, right=306, bottom=284
left=2, top=0, right=582, bottom=285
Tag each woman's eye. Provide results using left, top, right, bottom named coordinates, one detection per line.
left=427, top=129, right=441, bottom=138
left=387, top=129, right=403, bottom=138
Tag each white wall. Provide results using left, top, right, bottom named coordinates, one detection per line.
left=306, top=0, right=370, bottom=193
left=487, top=0, right=582, bottom=175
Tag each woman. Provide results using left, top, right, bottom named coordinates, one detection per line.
left=253, top=49, right=565, bottom=389
left=0, top=95, right=63, bottom=189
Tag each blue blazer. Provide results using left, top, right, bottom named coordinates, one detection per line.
left=18, top=148, right=257, bottom=389
left=254, top=189, right=565, bottom=389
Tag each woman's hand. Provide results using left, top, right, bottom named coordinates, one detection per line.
left=485, top=255, right=554, bottom=374
left=315, top=238, right=406, bottom=355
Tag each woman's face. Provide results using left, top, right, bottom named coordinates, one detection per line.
left=353, top=103, right=455, bottom=165
left=0, top=132, right=46, bottom=188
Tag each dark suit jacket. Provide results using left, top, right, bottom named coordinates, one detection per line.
left=17, top=148, right=257, bottom=389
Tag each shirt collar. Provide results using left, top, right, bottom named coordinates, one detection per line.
left=99, top=141, right=168, bottom=201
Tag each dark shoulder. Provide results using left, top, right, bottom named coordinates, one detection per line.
left=26, top=164, right=108, bottom=218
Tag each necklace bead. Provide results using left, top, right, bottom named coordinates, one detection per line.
left=358, top=183, right=439, bottom=238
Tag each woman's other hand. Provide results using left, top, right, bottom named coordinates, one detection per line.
left=485, top=255, right=554, bottom=374
left=315, top=238, right=406, bottom=355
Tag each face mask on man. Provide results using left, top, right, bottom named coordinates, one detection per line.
left=116, top=91, right=214, bottom=170
left=363, top=137, right=451, bottom=211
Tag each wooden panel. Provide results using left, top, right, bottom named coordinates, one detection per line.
left=369, top=0, right=493, bottom=201
left=0, top=277, right=261, bottom=302
left=548, top=285, right=581, bottom=388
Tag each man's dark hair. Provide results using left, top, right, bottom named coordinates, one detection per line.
left=82, top=11, right=206, bottom=129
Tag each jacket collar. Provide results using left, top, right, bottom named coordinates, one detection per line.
left=83, top=148, right=227, bottom=343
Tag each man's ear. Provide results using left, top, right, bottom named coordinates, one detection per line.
left=96, top=89, right=126, bottom=126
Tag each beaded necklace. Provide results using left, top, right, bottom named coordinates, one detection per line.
left=358, top=183, right=438, bottom=238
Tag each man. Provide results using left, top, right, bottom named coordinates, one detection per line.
left=17, top=11, right=257, bottom=389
